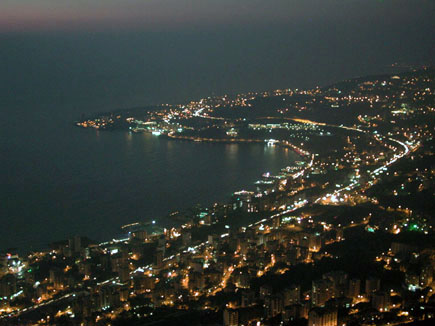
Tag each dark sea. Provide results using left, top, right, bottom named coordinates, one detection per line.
left=0, top=30, right=402, bottom=252
left=0, top=101, right=299, bottom=252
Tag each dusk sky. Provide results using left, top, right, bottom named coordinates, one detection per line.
left=1, top=0, right=434, bottom=32
left=0, top=0, right=433, bottom=109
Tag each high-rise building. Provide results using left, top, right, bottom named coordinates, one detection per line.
left=312, top=279, right=333, bottom=307
left=119, top=265, right=130, bottom=283
left=0, top=274, right=17, bottom=298
left=49, top=267, right=64, bottom=290
left=308, top=307, right=338, bottom=326
left=347, top=278, right=361, bottom=299
left=265, top=295, right=283, bottom=318
left=323, top=271, right=348, bottom=298
left=223, top=308, right=239, bottom=326
left=283, top=285, right=301, bottom=305
left=154, top=249, right=164, bottom=269
left=365, top=276, right=380, bottom=295
left=371, top=291, right=391, bottom=312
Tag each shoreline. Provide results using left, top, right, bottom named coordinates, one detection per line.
left=3, top=133, right=302, bottom=255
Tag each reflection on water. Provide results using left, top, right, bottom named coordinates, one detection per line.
left=225, top=143, right=239, bottom=163
left=125, top=132, right=133, bottom=152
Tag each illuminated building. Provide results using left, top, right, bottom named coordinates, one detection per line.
left=308, top=307, right=338, bottom=326
left=371, top=291, right=391, bottom=312
left=347, top=278, right=361, bottom=299
left=365, top=276, right=380, bottom=295
left=312, top=279, right=333, bottom=307
left=223, top=308, right=239, bottom=326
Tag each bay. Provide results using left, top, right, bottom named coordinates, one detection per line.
left=0, top=105, right=298, bottom=252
